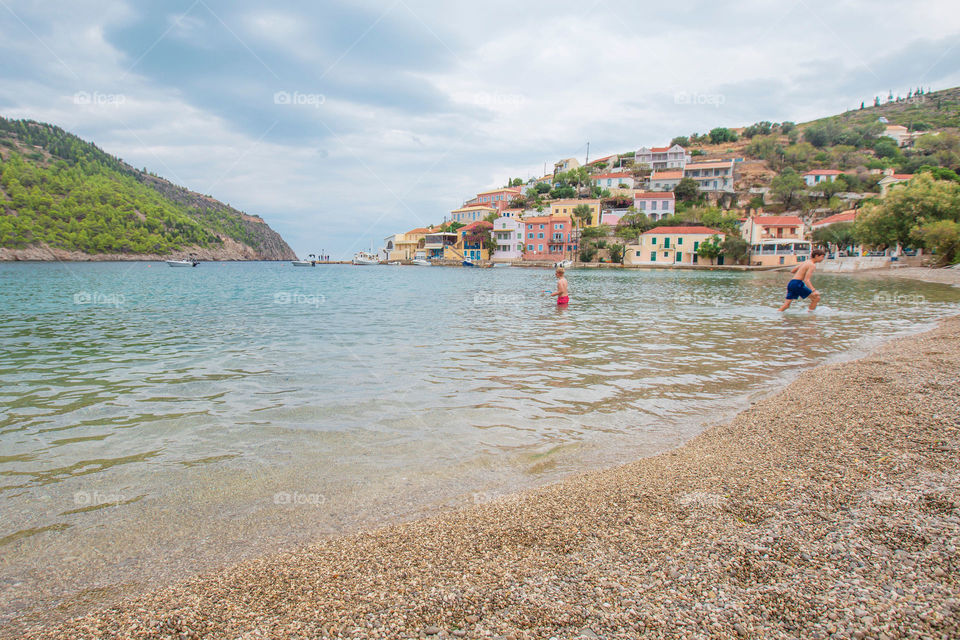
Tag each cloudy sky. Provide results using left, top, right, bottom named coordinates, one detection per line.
left=2, top=0, right=960, bottom=257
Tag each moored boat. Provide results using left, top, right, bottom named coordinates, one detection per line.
left=167, top=259, right=198, bottom=267
left=352, top=251, right=379, bottom=265
left=411, top=259, right=431, bottom=266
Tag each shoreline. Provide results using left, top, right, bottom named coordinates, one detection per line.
left=19, top=309, right=960, bottom=639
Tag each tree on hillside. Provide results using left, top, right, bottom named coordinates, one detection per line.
left=812, top=222, right=856, bottom=251
left=853, top=173, right=960, bottom=249
left=780, top=121, right=796, bottom=135
left=803, top=121, right=843, bottom=148
left=709, top=127, right=738, bottom=144
left=674, top=177, right=700, bottom=202
left=579, top=224, right=610, bottom=239
left=550, top=185, right=576, bottom=199
left=873, top=138, right=901, bottom=159
left=671, top=136, right=689, bottom=147
left=770, top=168, right=807, bottom=208
left=914, top=131, right=960, bottom=168
left=743, top=121, right=773, bottom=138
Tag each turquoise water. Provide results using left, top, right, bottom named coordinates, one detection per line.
left=1, top=261, right=958, bottom=629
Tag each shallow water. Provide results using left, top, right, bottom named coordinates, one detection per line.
left=1, top=262, right=958, bottom=630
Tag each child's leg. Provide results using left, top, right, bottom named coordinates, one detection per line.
left=778, top=299, right=792, bottom=312
left=807, top=291, right=821, bottom=311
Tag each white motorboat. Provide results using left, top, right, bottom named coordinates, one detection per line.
left=167, top=259, right=198, bottom=267
left=554, top=260, right=573, bottom=268
left=411, top=259, right=431, bottom=266
left=387, top=261, right=402, bottom=265
left=293, top=254, right=317, bottom=266
left=352, top=251, right=379, bottom=265
left=492, top=263, right=512, bottom=268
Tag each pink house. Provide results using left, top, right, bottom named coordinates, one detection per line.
left=522, top=215, right=577, bottom=262
left=634, top=192, right=675, bottom=221
left=471, top=187, right=523, bottom=211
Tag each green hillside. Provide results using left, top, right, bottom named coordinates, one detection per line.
left=802, top=86, right=960, bottom=131
left=0, top=117, right=295, bottom=259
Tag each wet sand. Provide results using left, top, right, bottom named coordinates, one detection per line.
left=21, top=308, right=960, bottom=638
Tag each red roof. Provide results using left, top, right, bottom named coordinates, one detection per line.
left=804, top=169, right=843, bottom=176
left=588, top=155, right=615, bottom=165
left=649, top=146, right=671, bottom=152
left=813, top=211, right=857, bottom=227
left=524, top=215, right=572, bottom=224
left=752, top=215, right=802, bottom=226
left=890, top=174, right=913, bottom=180
left=594, top=172, right=632, bottom=180
left=462, top=221, right=493, bottom=231
left=634, top=192, right=675, bottom=200
left=651, top=171, right=683, bottom=180
left=642, top=226, right=722, bottom=235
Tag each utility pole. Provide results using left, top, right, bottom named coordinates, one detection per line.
left=585, top=141, right=589, bottom=165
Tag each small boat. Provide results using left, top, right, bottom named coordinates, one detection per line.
left=411, top=259, right=431, bottom=266
left=462, top=259, right=476, bottom=267
left=387, top=261, right=402, bottom=265
left=352, top=251, right=379, bottom=265
left=293, top=253, right=317, bottom=266
left=492, top=263, right=512, bottom=268
left=554, top=260, right=573, bottom=268
left=167, top=259, right=198, bottom=267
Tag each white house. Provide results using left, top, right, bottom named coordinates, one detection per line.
left=803, top=169, right=843, bottom=186
left=649, top=170, right=683, bottom=192
left=635, top=145, right=690, bottom=170
left=883, top=125, right=910, bottom=147
left=683, top=160, right=735, bottom=193
left=491, top=214, right=526, bottom=262
left=878, top=170, right=913, bottom=196
left=593, top=172, right=635, bottom=190
left=634, top=192, right=676, bottom=221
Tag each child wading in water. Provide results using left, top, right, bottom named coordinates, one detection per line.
left=549, top=267, right=569, bottom=306
left=779, top=249, right=826, bottom=312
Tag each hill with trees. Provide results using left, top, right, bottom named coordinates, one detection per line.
left=0, top=117, right=296, bottom=260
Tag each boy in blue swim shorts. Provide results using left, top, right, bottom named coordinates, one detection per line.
left=779, top=249, right=826, bottom=312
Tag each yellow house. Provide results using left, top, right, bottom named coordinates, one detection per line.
left=443, top=221, right=492, bottom=262
left=625, top=226, right=725, bottom=266
left=550, top=199, right=602, bottom=227
left=387, top=227, right=433, bottom=261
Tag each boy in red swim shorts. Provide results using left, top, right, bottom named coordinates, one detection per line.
left=550, top=266, right=569, bottom=306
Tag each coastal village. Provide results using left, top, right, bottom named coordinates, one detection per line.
left=376, top=88, right=958, bottom=271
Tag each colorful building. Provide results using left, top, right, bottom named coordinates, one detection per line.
left=625, top=226, right=725, bottom=265
left=878, top=171, right=913, bottom=196
left=683, top=160, right=735, bottom=193
left=649, top=170, right=683, bottom=192
left=423, top=230, right=459, bottom=261
left=592, top=172, right=635, bottom=190
left=469, top=187, right=522, bottom=212
left=450, top=205, right=497, bottom=224
left=523, top=215, right=576, bottom=262
left=386, top=226, right=433, bottom=261
left=549, top=199, right=602, bottom=226
left=449, top=220, right=492, bottom=262
left=635, top=145, right=690, bottom=170
left=803, top=169, right=843, bottom=186
left=633, top=192, right=675, bottom=221
left=491, top=214, right=525, bottom=262
left=741, top=215, right=811, bottom=267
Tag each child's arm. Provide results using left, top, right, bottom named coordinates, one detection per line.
left=802, top=263, right=816, bottom=290
left=790, top=265, right=800, bottom=274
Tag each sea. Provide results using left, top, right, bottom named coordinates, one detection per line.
left=1, top=261, right=958, bottom=632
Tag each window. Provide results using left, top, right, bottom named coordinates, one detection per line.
left=538, top=233, right=544, bottom=239
left=677, top=237, right=683, bottom=245
left=540, top=224, right=545, bottom=229
left=650, top=251, right=656, bottom=261
left=651, top=237, right=657, bottom=245
left=651, top=201, right=657, bottom=210
left=693, top=241, right=700, bottom=251
left=662, top=201, right=669, bottom=209
left=528, top=233, right=534, bottom=239
left=538, top=244, right=543, bottom=251
left=638, top=201, right=646, bottom=211
left=527, top=244, right=533, bottom=251
left=664, top=237, right=670, bottom=249
left=636, top=251, right=642, bottom=257
left=663, top=251, right=669, bottom=257
left=606, top=179, right=612, bottom=186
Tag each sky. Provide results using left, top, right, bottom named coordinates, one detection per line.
left=2, top=0, right=960, bottom=258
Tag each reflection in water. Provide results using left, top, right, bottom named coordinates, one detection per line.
left=0, top=262, right=957, bottom=632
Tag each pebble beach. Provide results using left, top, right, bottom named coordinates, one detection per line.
left=19, top=304, right=960, bottom=639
